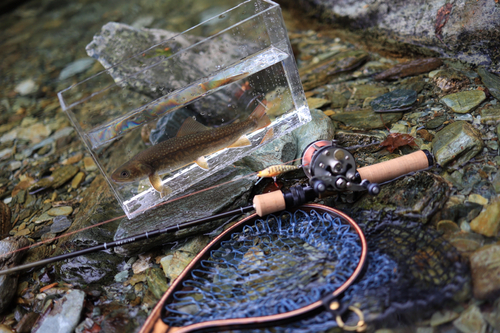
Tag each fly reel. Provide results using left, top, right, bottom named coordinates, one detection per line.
left=301, top=140, right=380, bottom=195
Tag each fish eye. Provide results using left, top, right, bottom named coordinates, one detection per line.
left=120, top=170, right=130, bottom=178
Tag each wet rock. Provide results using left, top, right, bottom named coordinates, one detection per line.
left=17, top=123, right=51, bottom=144
left=351, top=84, right=388, bottom=101
left=71, top=172, right=85, bottom=189
left=160, top=235, right=210, bottom=281
left=374, top=59, right=443, bottom=81
left=50, top=216, right=72, bottom=234
left=292, top=109, right=335, bottom=162
left=14, top=312, right=39, bottom=333
left=145, top=267, right=168, bottom=299
left=83, top=156, right=97, bottom=172
left=132, top=255, right=152, bottom=274
left=57, top=253, right=122, bottom=287
left=241, top=132, right=297, bottom=171
left=299, top=50, right=368, bottom=91
left=477, top=67, right=500, bottom=101
left=448, top=232, right=483, bottom=255
left=453, top=304, right=487, bottom=333
left=432, top=121, right=483, bottom=167
left=370, top=89, right=417, bottom=112
left=114, top=270, right=128, bottom=283
left=306, top=97, right=329, bottom=109
left=482, top=298, right=500, bottom=331
left=430, top=310, right=460, bottom=327
left=470, top=199, right=500, bottom=237
left=0, top=324, right=14, bottom=332
left=58, top=58, right=95, bottom=80
left=0, top=237, right=30, bottom=313
left=436, top=220, right=460, bottom=234
left=114, top=164, right=255, bottom=255
left=14, top=79, right=37, bottom=96
left=29, top=165, right=80, bottom=192
left=35, top=290, right=85, bottom=333
left=334, top=130, right=386, bottom=153
left=329, top=109, right=403, bottom=130
left=467, top=194, right=488, bottom=206
left=47, top=206, right=73, bottom=216
left=353, top=172, right=449, bottom=223
left=433, top=69, right=470, bottom=94
left=470, top=244, right=500, bottom=300
left=63, top=152, right=83, bottom=165
left=441, top=90, right=486, bottom=114
left=327, top=91, right=348, bottom=109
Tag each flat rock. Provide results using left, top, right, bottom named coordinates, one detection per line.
left=470, top=244, right=500, bottom=300
left=15, top=79, right=37, bottom=96
left=430, top=310, right=460, bottom=327
left=432, top=121, right=483, bottom=167
left=470, top=199, right=500, bottom=237
left=441, top=90, right=486, bottom=114
left=47, top=206, right=73, bottom=216
left=0, top=237, right=30, bottom=313
left=145, top=267, right=168, bottom=299
left=374, top=58, right=443, bottom=81
left=370, top=89, right=417, bottom=112
left=58, top=58, right=95, bottom=81
left=35, top=290, right=85, bottom=333
left=351, top=84, right=389, bottom=100
left=329, top=109, right=403, bottom=130
left=50, top=216, right=72, bottom=234
left=17, top=123, right=51, bottom=144
left=477, top=67, right=500, bottom=101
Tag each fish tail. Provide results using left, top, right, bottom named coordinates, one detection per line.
left=250, top=100, right=271, bottom=130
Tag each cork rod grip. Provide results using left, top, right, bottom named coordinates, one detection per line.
left=253, top=191, right=286, bottom=217
left=357, top=150, right=431, bottom=184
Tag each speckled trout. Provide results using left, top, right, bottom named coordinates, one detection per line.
left=111, top=102, right=272, bottom=196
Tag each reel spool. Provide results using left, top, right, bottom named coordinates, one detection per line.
left=301, top=140, right=380, bottom=196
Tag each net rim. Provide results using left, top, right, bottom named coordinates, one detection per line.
left=140, top=203, right=368, bottom=333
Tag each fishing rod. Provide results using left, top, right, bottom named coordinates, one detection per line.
left=0, top=141, right=433, bottom=276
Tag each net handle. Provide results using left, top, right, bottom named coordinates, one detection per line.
left=139, top=204, right=368, bottom=333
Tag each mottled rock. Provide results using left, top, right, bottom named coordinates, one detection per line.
left=327, top=91, right=348, bottom=109
left=351, top=84, right=388, bottom=100
left=83, top=156, right=97, bottom=172
left=374, top=59, right=443, bottom=81
left=334, top=130, right=386, bottom=153
left=481, top=106, right=500, bottom=122
left=292, top=109, right=335, bottom=162
left=17, top=123, right=51, bottom=144
left=145, top=267, right=168, bottom=299
left=470, top=199, right=500, bottom=237
left=470, top=245, right=500, bottom=300
left=0, top=202, right=11, bottom=241
left=132, top=255, right=152, bottom=274
left=58, top=58, right=95, bottom=80
left=241, top=132, right=297, bottom=171
left=29, top=165, right=80, bottom=192
left=71, top=172, right=85, bottom=189
left=433, top=69, right=470, bottom=94
left=477, top=67, right=500, bottom=101
left=50, top=216, right=72, bottom=234
left=441, top=90, right=486, bottom=114
left=482, top=298, right=500, bottom=331
left=467, top=194, right=488, bottom=206
left=425, top=115, right=446, bottom=129
left=307, top=97, right=329, bottom=109
left=453, top=305, right=487, bottom=333
left=0, top=237, right=30, bottom=313
left=329, top=109, right=403, bottom=130
left=370, top=89, right=417, bottom=112
left=432, top=121, right=483, bottom=167
left=160, top=235, right=210, bottom=281
left=35, top=290, right=85, bottom=333
left=436, top=220, right=460, bottom=234
left=47, top=206, right=73, bottom=216
left=57, top=252, right=122, bottom=287
left=448, top=232, right=483, bottom=254
left=114, top=270, right=128, bottom=283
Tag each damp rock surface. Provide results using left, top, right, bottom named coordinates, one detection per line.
left=470, top=244, right=500, bottom=300
left=441, top=90, right=486, bottom=114
left=35, top=290, right=85, bottom=333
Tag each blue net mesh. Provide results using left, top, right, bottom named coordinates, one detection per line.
left=162, top=209, right=468, bottom=332
left=163, top=210, right=362, bottom=328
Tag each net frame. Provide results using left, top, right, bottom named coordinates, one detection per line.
left=140, top=204, right=367, bottom=333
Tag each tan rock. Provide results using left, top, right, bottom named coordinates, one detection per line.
left=64, top=152, right=83, bottom=165
left=83, top=156, right=97, bottom=172
left=470, top=244, right=500, bottom=300
left=470, top=199, right=500, bottom=237
left=71, top=172, right=85, bottom=189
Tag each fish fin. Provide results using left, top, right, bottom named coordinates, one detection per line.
left=249, top=100, right=271, bottom=130
left=260, top=127, right=274, bottom=145
left=176, top=117, right=209, bottom=137
left=227, top=136, right=252, bottom=148
left=149, top=173, right=171, bottom=198
left=195, top=156, right=209, bottom=170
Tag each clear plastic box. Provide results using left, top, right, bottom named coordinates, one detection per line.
left=58, top=0, right=310, bottom=219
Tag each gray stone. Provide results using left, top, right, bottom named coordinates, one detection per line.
left=0, top=237, right=30, bottom=313
left=426, top=115, right=446, bottom=129
left=370, top=89, right=417, bottom=112
left=57, top=252, right=122, bottom=287
left=279, top=0, right=500, bottom=72
left=14, top=79, right=37, bottom=96
left=477, top=67, right=500, bottom=101
left=242, top=132, right=297, bottom=171
left=432, top=121, right=483, bottom=167
left=58, top=58, right=95, bottom=80
left=50, top=216, right=73, bottom=234
left=441, top=90, right=486, bottom=114
left=329, top=109, right=403, bottom=130
left=35, top=290, right=85, bottom=333
left=146, top=267, right=168, bottom=299
left=292, top=109, right=335, bottom=162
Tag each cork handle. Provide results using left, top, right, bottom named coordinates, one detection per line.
left=357, top=150, right=432, bottom=184
left=253, top=191, right=286, bottom=217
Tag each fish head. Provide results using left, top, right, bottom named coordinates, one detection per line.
left=111, top=160, right=152, bottom=183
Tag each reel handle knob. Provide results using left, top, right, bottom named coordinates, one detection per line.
left=357, top=150, right=433, bottom=184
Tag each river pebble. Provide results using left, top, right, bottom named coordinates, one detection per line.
left=50, top=216, right=72, bottom=233
left=477, top=67, right=500, bottom=101
left=58, top=58, right=95, bottom=80
left=35, top=290, right=85, bottom=333
left=453, top=304, right=486, bottom=333
left=470, top=244, right=500, bottom=300
left=470, top=199, right=500, bottom=237
left=441, top=90, right=486, bottom=114
left=14, top=79, right=37, bottom=96
left=47, top=206, right=73, bottom=216
left=370, top=89, right=417, bottom=112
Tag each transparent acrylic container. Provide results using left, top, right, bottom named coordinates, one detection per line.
left=58, top=0, right=310, bottom=219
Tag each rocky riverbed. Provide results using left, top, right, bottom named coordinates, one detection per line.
left=1, top=0, right=500, bottom=332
